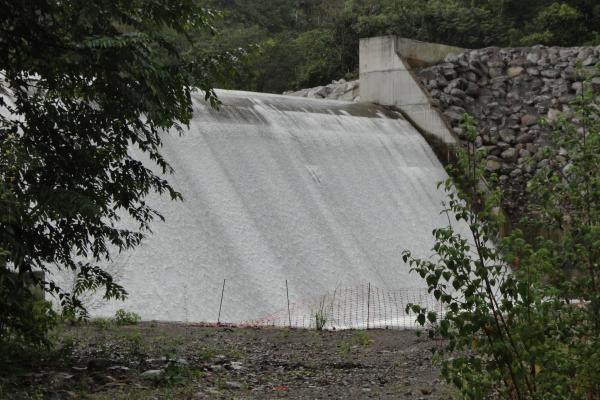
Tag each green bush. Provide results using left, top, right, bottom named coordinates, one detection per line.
left=404, top=82, right=600, bottom=399
left=0, top=268, right=58, bottom=351
left=314, top=310, right=327, bottom=331
left=352, top=331, right=371, bottom=347
left=0, top=296, right=58, bottom=365
left=519, top=2, right=588, bottom=46
left=114, top=309, right=141, bottom=326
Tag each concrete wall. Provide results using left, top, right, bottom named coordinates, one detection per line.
left=56, top=90, right=472, bottom=324
left=359, top=36, right=465, bottom=146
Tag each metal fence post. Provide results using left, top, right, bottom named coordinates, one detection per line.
left=367, top=282, right=371, bottom=330
left=217, top=279, right=226, bottom=325
left=286, top=280, right=291, bottom=328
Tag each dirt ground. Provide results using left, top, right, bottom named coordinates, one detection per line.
left=1, top=322, right=450, bottom=399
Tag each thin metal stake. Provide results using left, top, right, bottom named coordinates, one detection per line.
left=286, top=280, right=291, bottom=328
left=217, top=279, right=226, bottom=325
left=367, top=282, right=371, bottom=330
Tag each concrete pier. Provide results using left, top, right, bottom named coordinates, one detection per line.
left=360, top=36, right=464, bottom=147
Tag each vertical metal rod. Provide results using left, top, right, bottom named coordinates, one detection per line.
left=286, top=280, right=291, bottom=328
left=367, top=282, right=371, bottom=330
left=217, top=279, right=226, bottom=325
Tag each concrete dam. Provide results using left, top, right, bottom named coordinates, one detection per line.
left=65, top=37, right=471, bottom=328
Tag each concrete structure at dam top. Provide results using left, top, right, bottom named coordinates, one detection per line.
left=360, top=36, right=464, bottom=147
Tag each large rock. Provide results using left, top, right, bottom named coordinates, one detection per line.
left=521, top=115, right=538, bottom=126
left=287, top=80, right=360, bottom=102
left=141, top=369, right=164, bottom=379
left=526, top=52, right=541, bottom=65
left=499, top=129, right=516, bottom=143
left=582, top=56, right=598, bottom=67
left=507, top=67, right=524, bottom=78
left=541, top=70, right=560, bottom=79
left=547, top=108, right=562, bottom=122
left=444, top=111, right=464, bottom=124
left=486, top=158, right=503, bottom=172
left=592, top=77, right=600, bottom=93
left=284, top=88, right=309, bottom=97
left=501, top=148, right=518, bottom=162
left=516, top=133, right=534, bottom=144
left=307, top=86, right=331, bottom=98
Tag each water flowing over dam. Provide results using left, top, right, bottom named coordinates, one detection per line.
left=70, top=90, right=465, bottom=326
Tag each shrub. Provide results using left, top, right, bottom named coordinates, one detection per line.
left=404, top=80, right=600, bottom=399
left=114, top=309, right=141, bottom=326
left=314, top=310, right=327, bottom=331
left=0, top=270, right=58, bottom=351
left=353, top=331, right=371, bottom=347
left=313, top=294, right=331, bottom=331
left=0, top=297, right=58, bottom=366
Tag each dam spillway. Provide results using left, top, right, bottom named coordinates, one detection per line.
left=75, top=90, right=462, bottom=325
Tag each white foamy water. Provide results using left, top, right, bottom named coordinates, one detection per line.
left=56, top=90, right=466, bottom=324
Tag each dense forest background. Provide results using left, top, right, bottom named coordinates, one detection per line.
left=200, top=0, right=600, bottom=93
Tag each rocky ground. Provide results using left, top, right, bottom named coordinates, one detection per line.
left=1, top=322, right=449, bottom=399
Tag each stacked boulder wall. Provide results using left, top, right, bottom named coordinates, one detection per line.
left=64, top=90, right=470, bottom=324
left=416, top=45, right=600, bottom=219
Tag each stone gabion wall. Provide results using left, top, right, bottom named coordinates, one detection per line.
left=416, top=45, right=600, bottom=219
